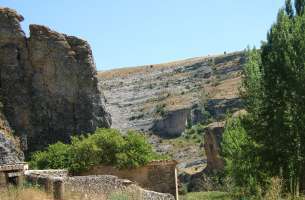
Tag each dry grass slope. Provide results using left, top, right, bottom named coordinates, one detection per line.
left=98, top=52, right=240, bottom=79
left=0, top=187, right=52, bottom=200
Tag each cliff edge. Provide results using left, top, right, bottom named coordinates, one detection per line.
left=0, top=7, right=111, bottom=153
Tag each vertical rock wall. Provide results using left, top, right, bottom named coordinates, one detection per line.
left=0, top=7, right=111, bottom=153
left=203, top=121, right=225, bottom=171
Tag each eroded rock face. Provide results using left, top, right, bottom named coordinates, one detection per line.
left=186, top=121, right=225, bottom=192
left=0, top=7, right=32, bottom=145
left=203, top=121, right=225, bottom=171
left=0, top=132, right=23, bottom=164
left=0, top=8, right=111, bottom=153
left=151, top=108, right=190, bottom=138
left=99, top=51, right=244, bottom=137
left=0, top=111, right=24, bottom=164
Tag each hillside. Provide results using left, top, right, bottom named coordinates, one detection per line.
left=98, top=51, right=245, bottom=169
left=99, top=52, right=244, bottom=133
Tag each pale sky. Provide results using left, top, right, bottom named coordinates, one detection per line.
left=2, top=0, right=284, bottom=70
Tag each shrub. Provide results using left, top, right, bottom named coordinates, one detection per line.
left=109, top=193, right=130, bottom=200
left=30, top=142, right=71, bottom=170
left=155, top=103, right=166, bottom=116
left=30, top=128, right=164, bottom=173
left=116, top=130, right=160, bottom=169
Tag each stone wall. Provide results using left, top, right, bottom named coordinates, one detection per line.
left=0, top=7, right=111, bottom=153
left=25, top=170, right=175, bottom=200
left=65, top=175, right=175, bottom=200
left=78, top=160, right=178, bottom=198
left=0, top=163, right=27, bottom=187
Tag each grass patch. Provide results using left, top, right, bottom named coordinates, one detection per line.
left=0, top=187, right=52, bottom=200
left=180, top=191, right=231, bottom=200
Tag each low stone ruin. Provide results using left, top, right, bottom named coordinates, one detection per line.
left=25, top=169, right=176, bottom=200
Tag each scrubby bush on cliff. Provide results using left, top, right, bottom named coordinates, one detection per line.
left=30, top=128, right=164, bottom=173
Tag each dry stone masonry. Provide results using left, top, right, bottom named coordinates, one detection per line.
left=78, top=160, right=179, bottom=198
left=25, top=170, right=176, bottom=200
left=0, top=7, right=111, bottom=153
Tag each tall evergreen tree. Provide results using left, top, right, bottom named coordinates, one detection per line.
left=286, top=0, right=294, bottom=17
left=295, top=0, right=305, bottom=15
left=238, top=0, right=305, bottom=195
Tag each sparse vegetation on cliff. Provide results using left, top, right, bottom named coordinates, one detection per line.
left=30, top=128, right=165, bottom=173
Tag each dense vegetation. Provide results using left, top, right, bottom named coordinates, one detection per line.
left=222, top=0, right=305, bottom=198
left=30, top=128, right=164, bottom=173
left=180, top=191, right=231, bottom=200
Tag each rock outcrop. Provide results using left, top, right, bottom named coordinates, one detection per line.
left=151, top=108, right=191, bottom=138
left=99, top=51, right=244, bottom=166
left=99, top=52, right=244, bottom=137
left=0, top=111, right=24, bottom=164
left=0, top=7, right=111, bottom=153
left=203, top=121, right=225, bottom=171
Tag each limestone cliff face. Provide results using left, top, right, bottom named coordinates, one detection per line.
left=151, top=108, right=191, bottom=138
left=99, top=52, right=244, bottom=138
left=99, top=51, right=244, bottom=170
left=203, top=121, right=225, bottom=171
left=0, top=8, right=111, bottom=153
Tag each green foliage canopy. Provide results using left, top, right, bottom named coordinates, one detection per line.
left=223, top=0, right=305, bottom=196
left=30, top=129, right=164, bottom=173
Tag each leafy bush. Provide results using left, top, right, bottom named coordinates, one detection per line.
left=30, top=128, right=164, bottom=173
left=30, top=142, right=71, bottom=170
left=116, top=130, right=161, bottom=169
left=155, top=103, right=166, bottom=116
left=184, top=124, right=205, bottom=142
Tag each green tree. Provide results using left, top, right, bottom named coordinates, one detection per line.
left=286, top=0, right=294, bottom=18
left=295, top=0, right=305, bottom=15
left=222, top=116, right=264, bottom=197
left=234, top=0, right=305, bottom=196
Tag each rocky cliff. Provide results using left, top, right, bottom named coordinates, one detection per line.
left=0, top=110, right=24, bottom=164
left=203, top=121, right=225, bottom=171
left=98, top=51, right=244, bottom=168
left=0, top=7, right=111, bottom=153
left=99, top=52, right=244, bottom=138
